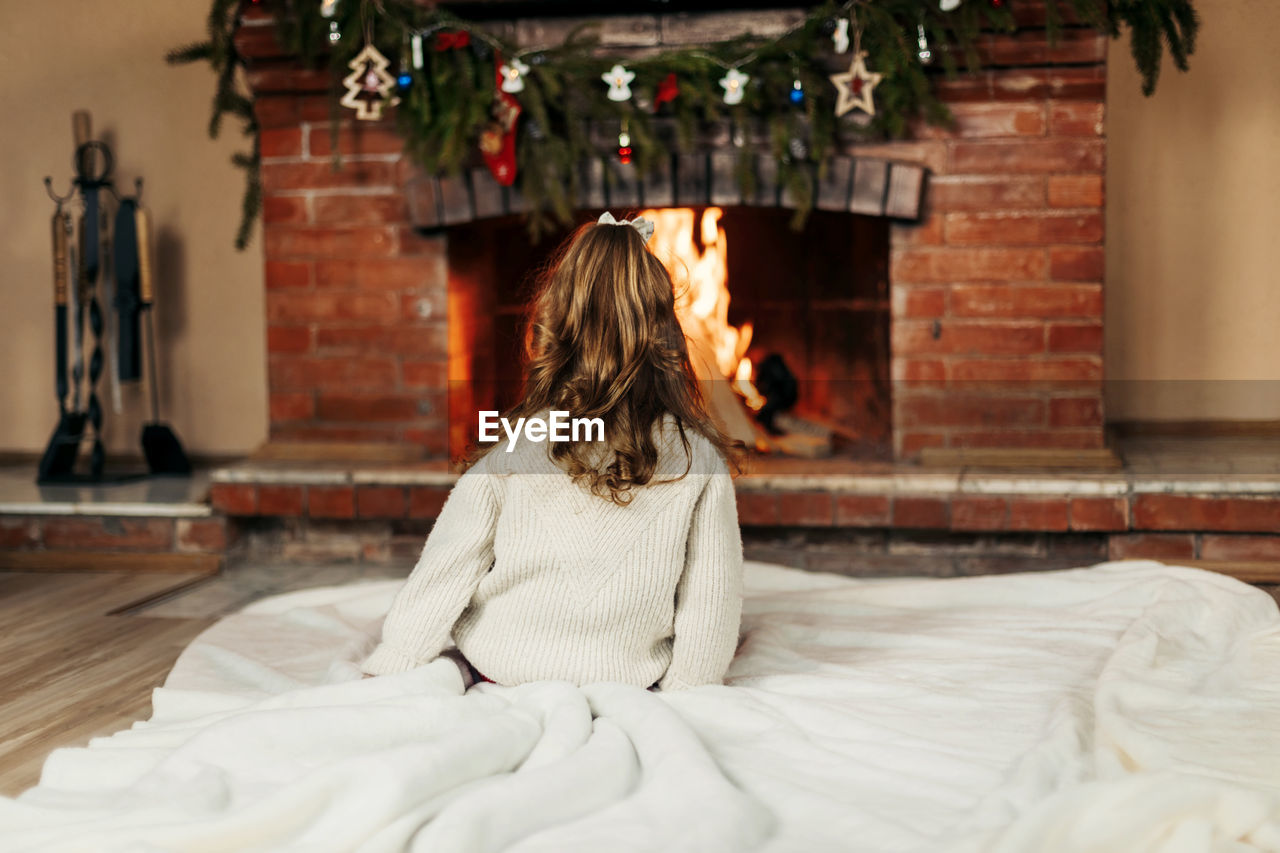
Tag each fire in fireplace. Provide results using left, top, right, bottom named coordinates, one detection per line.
left=642, top=207, right=763, bottom=450
left=446, top=207, right=890, bottom=460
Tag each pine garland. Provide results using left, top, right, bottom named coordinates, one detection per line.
left=170, top=0, right=1199, bottom=249
left=168, top=0, right=261, bottom=249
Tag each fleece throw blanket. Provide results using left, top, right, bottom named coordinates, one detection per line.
left=3, top=560, right=1280, bottom=853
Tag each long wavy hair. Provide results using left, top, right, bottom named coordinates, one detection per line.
left=472, top=218, right=742, bottom=504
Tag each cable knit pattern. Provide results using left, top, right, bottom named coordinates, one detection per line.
left=361, top=416, right=744, bottom=690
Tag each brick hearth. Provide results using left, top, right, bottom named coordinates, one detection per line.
left=236, top=3, right=1108, bottom=461
left=207, top=457, right=1280, bottom=564
left=195, top=454, right=1280, bottom=585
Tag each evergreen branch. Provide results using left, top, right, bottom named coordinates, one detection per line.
left=166, top=41, right=215, bottom=64
left=173, top=0, right=1201, bottom=246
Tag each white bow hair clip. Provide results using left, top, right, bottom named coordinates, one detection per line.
left=597, top=211, right=654, bottom=242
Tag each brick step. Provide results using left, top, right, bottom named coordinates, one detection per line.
left=741, top=527, right=1280, bottom=585
left=0, top=514, right=232, bottom=572
left=218, top=515, right=1280, bottom=587
left=209, top=459, right=1280, bottom=536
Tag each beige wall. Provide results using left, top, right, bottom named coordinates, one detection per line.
left=1106, top=0, right=1280, bottom=421
left=0, top=0, right=266, bottom=457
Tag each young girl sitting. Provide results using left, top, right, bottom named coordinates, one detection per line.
left=361, top=212, right=745, bottom=691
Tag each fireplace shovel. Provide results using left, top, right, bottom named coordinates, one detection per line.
left=37, top=208, right=87, bottom=482
left=129, top=203, right=191, bottom=475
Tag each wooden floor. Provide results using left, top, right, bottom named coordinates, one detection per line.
left=0, top=571, right=216, bottom=796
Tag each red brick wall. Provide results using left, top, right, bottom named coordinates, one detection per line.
left=237, top=7, right=1107, bottom=461
left=254, top=97, right=450, bottom=455
left=887, top=63, right=1107, bottom=456
left=1, top=514, right=229, bottom=555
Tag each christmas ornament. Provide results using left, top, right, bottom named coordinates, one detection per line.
left=340, top=44, right=399, bottom=120
left=479, top=64, right=522, bottom=185
left=917, top=24, right=933, bottom=65
left=435, top=31, right=471, bottom=51
left=833, top=18, right=850, bottom=53
left=602, top=64, right=635, bottom=102
left=328, top=21, right=341, bottom=43
left=653, top=73, right=679, bottom=112
left=719, top=68, right=749, bottom=105
left=498, top=57, right=529, bottom=93
left=410, top=32, right=424, bottom=69
left=829, top=51, right=882, bottom=117
left=940, top=0, right=962, bottom=10
left=617, top=119, right=632, bottom=165
left=789, top=78, right=804, bottom=105
left=397, top=38, right=413, bottom=91
left=990, top=0, right=1004, bottom=7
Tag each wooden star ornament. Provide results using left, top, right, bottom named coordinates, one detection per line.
left=340, top=44, right=400, bottom=121
left=829, top=51, right=882, bottom=117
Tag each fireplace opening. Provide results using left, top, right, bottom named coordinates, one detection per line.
left=446, top=208, right=890, bottom=461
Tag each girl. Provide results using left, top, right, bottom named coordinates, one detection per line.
left=361, top=212, right=744, bottom=691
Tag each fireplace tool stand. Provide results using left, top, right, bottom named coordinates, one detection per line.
left=37, top=111, right=191, bottom=484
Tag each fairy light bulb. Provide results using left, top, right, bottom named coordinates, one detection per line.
left=618, top=121, right=632, bottom=165
left=719, top=68, right=749, bottom=105
left=601, top=64, right=635, bottom=102
left=917, top=24, right=933, bottom=65
left=499, top=58, right=529, bottom=93
left=410, top=33, right=423, bottom=69
left=789, top=78, right=804, bottom=105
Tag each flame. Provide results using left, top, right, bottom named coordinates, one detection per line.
left=734, top=352, right=765, bottom=411
left=641, top=207, right=762, bottom=410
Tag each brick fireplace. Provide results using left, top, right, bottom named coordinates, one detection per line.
left=238, top=3, right=1106, bottom=464
left=5, top=4, right=1274, bottom=594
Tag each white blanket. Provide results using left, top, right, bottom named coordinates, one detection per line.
left=4, top=560, right=1280, bottom=852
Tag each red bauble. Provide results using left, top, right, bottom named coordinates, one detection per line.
left=436, top=31, right=471, bottom=51
left=653, top=73, right=679, bottom=112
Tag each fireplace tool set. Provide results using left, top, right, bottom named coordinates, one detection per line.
left=38, top=111, right=190, bottom=484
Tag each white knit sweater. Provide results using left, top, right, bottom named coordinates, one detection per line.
left=361, top=416, right=744, bottom=690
